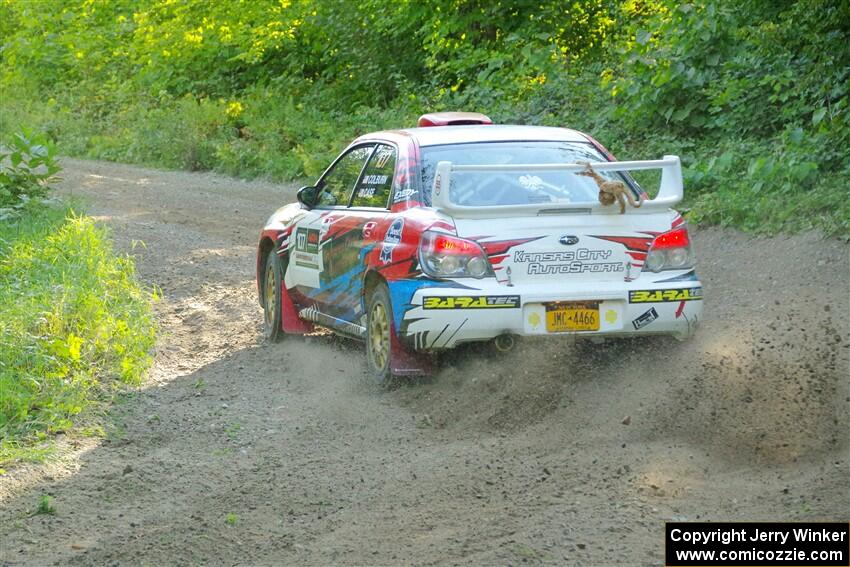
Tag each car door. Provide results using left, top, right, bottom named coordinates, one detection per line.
left=339, top=143, right=396, bottom=321
left=310, top=143, right=396, bottom=323
left=287, top=144, right=374, bottom=307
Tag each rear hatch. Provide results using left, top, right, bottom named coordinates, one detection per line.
left=425, top=151, right=684, bottom=287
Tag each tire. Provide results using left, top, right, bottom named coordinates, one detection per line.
left=262, top=249, right=283, bottom=342
left=366, top=283, right=394, bottom=384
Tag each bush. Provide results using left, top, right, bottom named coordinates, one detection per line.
left=0, top=130, right=61, bottom=213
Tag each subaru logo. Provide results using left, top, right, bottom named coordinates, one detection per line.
left=559, top=235, right=579, bottom=245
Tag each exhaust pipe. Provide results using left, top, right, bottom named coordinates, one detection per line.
left=493, top=334, right=517, bottom=353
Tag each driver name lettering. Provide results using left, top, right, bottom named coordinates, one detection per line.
left=513, top=248, right=623, bottom=275
left=361, top=174, right=388, bottom=186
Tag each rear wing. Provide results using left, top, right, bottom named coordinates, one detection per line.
left=431, top=155, right=683, bottom=217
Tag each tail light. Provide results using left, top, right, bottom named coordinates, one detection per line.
left=643, top=226, right=694, bottom=272
left=419, top=230, right=492, bottom=279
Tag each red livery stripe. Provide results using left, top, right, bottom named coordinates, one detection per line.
left=590, top=235, right=654, bottom=252
left=479, top=236, right=543, bottom=257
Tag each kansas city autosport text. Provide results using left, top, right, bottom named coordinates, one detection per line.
left=513, top=248, right=623, bottom=274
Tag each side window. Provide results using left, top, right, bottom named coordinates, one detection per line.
left=317, top=145, right=374, bottom=207
left=350, top=144, right=396, bottom=209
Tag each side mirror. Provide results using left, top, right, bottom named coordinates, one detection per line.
left=296, top=185, right=319, bottom=209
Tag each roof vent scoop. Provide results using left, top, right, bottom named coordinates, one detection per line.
left=417, top=112, right=493, bottom=127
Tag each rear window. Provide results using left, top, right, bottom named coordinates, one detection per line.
left=419, top=141, right=638, bottom=207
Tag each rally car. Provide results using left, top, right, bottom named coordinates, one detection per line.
left=257, top=112, right=702, bottom=382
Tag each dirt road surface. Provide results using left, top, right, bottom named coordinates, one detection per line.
left=1, top=158, right=848, bottom=566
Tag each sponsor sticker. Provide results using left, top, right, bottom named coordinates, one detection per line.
left=392, top=187, right=417, bottom=203
left=295, top=227, right=320, bottom=255
left=294, top=252, right=319, bottom=270
left=632, top=307, right=658, bottom=329
left=629, top=287, right=702, bottom=303
left=518, top=174, right=544, bottom=190
left=385, top=218, right=403, bottom=243
left=513, top=248, right=623, bottom=274
left=380, top=218, right=404, bottom=264
left=423, top=295, right=521, bottom=309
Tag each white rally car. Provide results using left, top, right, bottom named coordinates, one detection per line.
left=257, top=112, right=703, bottom=381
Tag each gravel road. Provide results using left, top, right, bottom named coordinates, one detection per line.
left=1, top=158, right=847, bottom=566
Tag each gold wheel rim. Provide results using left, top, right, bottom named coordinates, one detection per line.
left=264, top=262, right=277, bottom=327
left=369, top=302, right=390, bottom=371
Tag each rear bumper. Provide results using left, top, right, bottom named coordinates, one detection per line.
left=393, top=277, right=703, bottom=350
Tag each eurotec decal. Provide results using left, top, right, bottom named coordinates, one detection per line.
left=632, top=307, right=659, bottom=329
left=423, top=295, right=521, bottom=309
left=629, top=287, right=703, bottom=303
left=380, top=218, right=404, bottom=264
left=513, top=248, right=623, bottom=275
left=392, top=187, right=417, bottom=203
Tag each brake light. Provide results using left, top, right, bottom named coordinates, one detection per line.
left=651, top=226, right=690, bottom=249
left=644, top=226, right=694, bottom=272
left=419, top=231, right=492, bottom=278
left=431, top=233, right=478, bottom=255
left=417, top=112, right=493, bottom=127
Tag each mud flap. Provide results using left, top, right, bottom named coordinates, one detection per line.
left=280, top=282, right=314, bottom=334
left=389, top=326, right=433, bottom=376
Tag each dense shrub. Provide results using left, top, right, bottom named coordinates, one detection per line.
left=0, top=131, right=61, bottom=213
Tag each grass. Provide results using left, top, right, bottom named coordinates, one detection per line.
left=224, top=423, right=241, bottom=441
left=35, top=494, right=55, bottom=515
left=0, top=204, right=157, bottom=465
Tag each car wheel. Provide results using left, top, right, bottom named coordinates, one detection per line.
left=262, top=249, right=283, bottom=342
left=366, top=283, right=394, bottom=384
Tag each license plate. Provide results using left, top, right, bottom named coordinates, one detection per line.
left=545, top=301, right=600, bottom=332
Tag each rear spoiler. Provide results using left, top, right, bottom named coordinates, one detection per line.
left=431, top=155, right=683, bottom=217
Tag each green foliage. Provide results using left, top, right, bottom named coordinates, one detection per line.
left=0, top=206, right=157, bottom=464
left=0, top=130, right=61, bottom=211
left=0, top=0, right=847, bottom=235
left=613, top=1, right=849, bottom=140
left=35, top=494, right=56, bottom=515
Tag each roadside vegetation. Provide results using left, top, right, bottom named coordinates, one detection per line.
left=0, top=0, right=847, bottom=236
left=0, top=132, right=156, bottom=465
